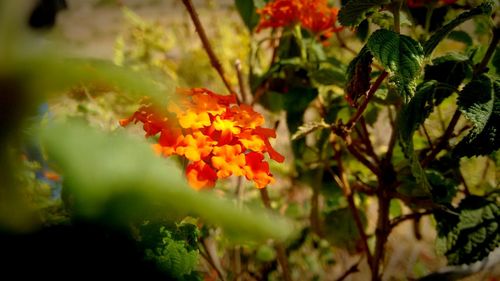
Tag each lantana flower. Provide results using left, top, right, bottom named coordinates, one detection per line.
left=256, top=0, right=342, bottom=41
left=120, top=88, right=284, bottom=190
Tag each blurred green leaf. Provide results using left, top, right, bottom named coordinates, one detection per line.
left=324, top=207, right=366, bottom=254
left=423, top=1, right=494, bottom=57
left=367, top=29, right=423, bottom=102
left=310, top=68, right=346, bottom=86
left=447, top=31, right=473, bottom=47
left=235, top=0, right=260, bottom=31
left=338, top=0, right=390, bottom=27
left=40, top=121, right=292, bottom=242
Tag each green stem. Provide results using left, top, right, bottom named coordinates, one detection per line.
left=293, top=24, right=307, bottom=62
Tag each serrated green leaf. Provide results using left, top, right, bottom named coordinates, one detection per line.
left=367, top=29, right=424, bottom=102
left=457, top=75, right=493, bottom=135
left=345, top=46, right=373, bottom=105
left=234, top=0, right=260, bottom=31
left=338, top=0, right=390, bottom=27
left=423, top=1, right=494, bottom=57
left=398, top=80, right=437, bottom=155
left=424, top=53, right=472, bottom=104
left=291, top=120, right=330, bottom=140
left=454, top=78, right=500, bottom=157
left=447, top=30, right=474, bottom=46
left=435, top=196, right=500, bottom=265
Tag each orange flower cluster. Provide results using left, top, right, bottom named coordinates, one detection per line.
left=407, top=0, right=457, bottom=8
left=256, top=0, right=342, bottom=40
left=120, top=88, right=284, bottom=190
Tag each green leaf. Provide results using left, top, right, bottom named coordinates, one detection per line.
left=447, top=30, right=474, bottom=47
left=338, top=0, right=390, bottom=27
left=435, top=196, right=500, bottom=265
left=424, top=53, right=472, bottom=104
left=426, top=170, right=458, bottom=204
left=324, top=207, right=367, bottom=254
left=310, top=68, right=346, bottom=86
left=40, top=121, right=292, bottom=242
left=291, top=120, right=330, bottom=140
left=367, top=29, right=424, bottom=102
left=345, top=46, right=373, bottom=105
left=398, top=80, right=437, bottom=155
left=454, top=77, right=500, bottom=157
left=143, top=225, right=199, bottom=278
left=492, top=46, right=500, bottom=75
left=423, top=1, right=494, bottom=57
left=234, top=0, right=260, bottom=31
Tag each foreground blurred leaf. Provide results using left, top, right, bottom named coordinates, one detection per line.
left=40, top=122, right=292, bottom=242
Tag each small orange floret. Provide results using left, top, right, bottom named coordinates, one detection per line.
left=186, top=161, right=218, bottom=190
left=256, top=0, right=342, bottom=41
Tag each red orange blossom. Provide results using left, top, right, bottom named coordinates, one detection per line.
left=120, top=88, right=284, bottom=190
left=256, top=0, right=342, bottom=40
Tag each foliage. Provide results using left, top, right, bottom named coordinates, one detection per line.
left=1, top=0, right=500, bottom=280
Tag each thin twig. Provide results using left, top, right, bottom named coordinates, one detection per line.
left=385, top=106, right=398, bottom=162
left=181, top=0, right=236, bottom=95
left=421, top=124, right=434, bottom=150
left=335, top=258, right=362, bottom=281
left=234, top=60, right=247, bottom=104
left=346, top=71, right=388, bottom=131
left=335, top=31, right=357, bottom=56
left=390, top=211, right=432, bottom=229
left=201, top=236, right=227, bottom=281
left=346, top=144, right=380, bottom=175
left=359, top=117, right=380, bottom=164
left=422, top=110, right=460, bottom=167
left=329, top=144, right=374, bottom=268
left=259, top=188, right=292, bottom=281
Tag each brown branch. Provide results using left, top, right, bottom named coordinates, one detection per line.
left=390, top=211, right=432, bottom=229
left=335, top=258, right=362, bottom=281
left=385, top=106, right=398, bottom=162
left=330, top=146, right=374, bottom=268
left=346, top=144, right=380, bottom=175
left=335, top=31, right=357, bottom=56
left=346, top=71, right=388, bottom=131
left=421, top=110, right=460, bottom=167
left=181, top=0, right=236, bottom=95
left=259, top=188, right=292, bottom=281
left=360, top=117, right=380, bottom=164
